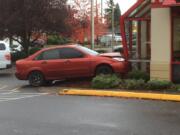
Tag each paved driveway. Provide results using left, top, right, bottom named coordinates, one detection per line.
left=0, top=68, right=180, bottom=135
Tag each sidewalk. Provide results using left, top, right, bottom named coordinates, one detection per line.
left=59, top=88, right=180, bottom=102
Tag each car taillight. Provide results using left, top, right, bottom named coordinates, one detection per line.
left=5, top=53, right=11, bottom=61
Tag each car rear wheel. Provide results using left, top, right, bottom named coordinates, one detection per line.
left=28, top=71, right=44, bottom=87
left=95, top=65, right=113, bottom=76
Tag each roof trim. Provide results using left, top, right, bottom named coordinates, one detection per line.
left=163, top=0, right=180, bottom=6
left=122, top=0, right=151, bottom=19
left=122, top=0, right=144, bottom=18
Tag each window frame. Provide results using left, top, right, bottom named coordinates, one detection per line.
left=59, top=47, right=85, bottom=59
left=34, top=49, right=60, bottom=61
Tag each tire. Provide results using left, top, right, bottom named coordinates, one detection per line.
left=95, top=65, right=113, bottom=76
left=28, top=71, right=44, bottom=87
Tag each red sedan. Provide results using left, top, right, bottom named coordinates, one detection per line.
left=15, top=45, right=129, bottom=86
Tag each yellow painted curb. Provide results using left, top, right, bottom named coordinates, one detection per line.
left=59, top=89, right=180, bottom=102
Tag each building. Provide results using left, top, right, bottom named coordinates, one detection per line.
left=120, top=0, right=180, bottom=83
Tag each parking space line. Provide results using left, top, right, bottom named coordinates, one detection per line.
left=0, top=93, right=48, bottom=102
left=1, top=87, right=21, bottom=95
left=0, top=85, right=7, bottom=90
left=0, top=84, right=49, bottom=102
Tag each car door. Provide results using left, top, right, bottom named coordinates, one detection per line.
left=35, top=48, right=67, bottom=80
left=59, top=47, right=91, bottom=78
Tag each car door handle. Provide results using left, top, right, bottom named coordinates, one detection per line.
left=41, top=61, right=47, bottom=64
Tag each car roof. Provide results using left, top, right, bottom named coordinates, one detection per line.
left=42, top=44, right=79, bottom=51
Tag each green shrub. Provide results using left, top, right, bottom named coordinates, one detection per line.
left=82, top=41, right=90, bottom=46
left=29, top=47, right=41, bottom=55
left=146, top=80, right=173, bottom=90
left=11, top=51, right=27, bottom=62
left=47, top=35, right=71, bottom=45
left=120, top=79, right=146, bottom=90
left=92, top=74, right=121, bottom=89
left=95, top=49, right=107, bottom=54
left=127, top=70, right=150, bottom=82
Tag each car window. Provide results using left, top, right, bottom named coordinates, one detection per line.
left=35, top=49, right=60, bottom=60
left=60, top=48, right=84, bottom=59
left=0, top=43, right=6, bottom=50
left=76, top=46, right=99, bottom=56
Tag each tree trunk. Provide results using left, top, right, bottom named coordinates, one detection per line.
left=21, top=36, right=30, bottom=57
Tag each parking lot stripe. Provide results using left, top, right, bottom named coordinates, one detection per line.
left=0, top=93, right=47, bottom=102
left=0, top=85, right=7, bottom=90
left=0, top=87, right=22, bottom=95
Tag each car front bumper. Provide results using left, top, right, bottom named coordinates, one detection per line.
left=112, top=61, right=129, bottom=74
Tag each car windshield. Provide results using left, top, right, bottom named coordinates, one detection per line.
left=77, top=45, right=99, bottom=56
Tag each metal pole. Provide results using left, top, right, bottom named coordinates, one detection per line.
left=101, top=0, right=103, bottom=18
left=91, top=0, right=94, bottom=49
left=111, top=6, right=115, bottom=51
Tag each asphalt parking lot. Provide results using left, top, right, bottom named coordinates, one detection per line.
left=0, top=67, right=92, bottom=96
left=0, top=67, right=180, bottom=135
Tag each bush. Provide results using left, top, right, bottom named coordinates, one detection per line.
left=119, top=79, right=146, bottom=90
left=127, top=70, right=150, bottom=82
left=146, top=80, right=173, bottom=90
left=82, top=41, right=90, bottom=46
left=47, top=35, right=71, bottom=45
left=92, top=74, right=121, bottom=89
left=29, top=47, right=41, bottom=55
left=95, top=49, right=107, bottom=54
left=11, top=51, right=27, bottom=62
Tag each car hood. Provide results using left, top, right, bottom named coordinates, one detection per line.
left=99, top=52, right=123, bottom=58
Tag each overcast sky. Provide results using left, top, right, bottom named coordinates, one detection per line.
left=111, top=0, right=137, bottom=14
left=68, top=0, right=137, bottom=14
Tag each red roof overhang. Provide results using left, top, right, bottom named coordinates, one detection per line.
left=120, top=0, right=151, bottom=60
left=122, top=0, right=151, bottom=20
left=163, top=0, right=180, bottom=6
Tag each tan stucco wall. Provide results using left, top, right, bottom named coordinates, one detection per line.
left=141, top=21, right=148, bottom=72
left=151, top=8, right=171, bottom=81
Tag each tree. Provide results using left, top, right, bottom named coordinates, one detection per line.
left=69, top=0, right=91, bottom=43
left=105, top=0, right=114, bottom=29
left=114, top=3, right=121, bottom=32
left=105, top=0, right=121, bottom=33
left=0, top=0, right=70, bottom=55
left=69, top=0, right=108, bottom=44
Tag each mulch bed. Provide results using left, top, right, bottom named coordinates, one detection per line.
left=49, top=77, right=180, bottom=95
left=53, top=78, right=92, bottom=88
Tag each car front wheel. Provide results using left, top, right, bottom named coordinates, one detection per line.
left=95, top=65, right=113, bottom=76
left=28, top=71, right=44, bottom=87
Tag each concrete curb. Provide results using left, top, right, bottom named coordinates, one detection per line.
left=59, top=89, right=180, bottom=102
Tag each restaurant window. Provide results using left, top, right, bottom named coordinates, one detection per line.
left=173, top=18, right=180, bottom=61
left=172, top=8, right=180, bottom=83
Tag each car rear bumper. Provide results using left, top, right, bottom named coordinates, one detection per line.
left=15, top=72, right=27, bottom=80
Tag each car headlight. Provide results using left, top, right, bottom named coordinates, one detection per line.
left=113, top=57, right=125, bottom=62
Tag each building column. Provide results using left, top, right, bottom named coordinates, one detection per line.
left=141, top=21, right=148, bottom=72
left=151, top=8, right=171, bottom=81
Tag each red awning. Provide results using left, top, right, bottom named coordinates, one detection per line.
left=163, top=0, right=180, bottom=6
